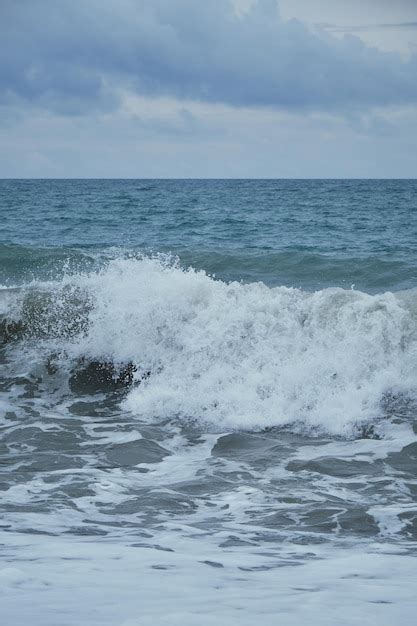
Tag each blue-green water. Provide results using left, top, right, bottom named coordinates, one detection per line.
left=1, top=179, right=416, bottom=291
left=1, top=179, right=417, bottom=626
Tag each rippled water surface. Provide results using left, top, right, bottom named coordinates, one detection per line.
left=1, top=179, right=417, bottom=625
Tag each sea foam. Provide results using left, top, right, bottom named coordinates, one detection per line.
left=3, top=256, right=417, bottom=435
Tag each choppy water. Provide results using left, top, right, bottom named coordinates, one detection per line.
left=1, top=179, right=417, bottom=625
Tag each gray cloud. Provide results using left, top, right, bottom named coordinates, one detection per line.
left=1, top=0, right=417, bottom=115
left=319, top=21, right=417, bottom=33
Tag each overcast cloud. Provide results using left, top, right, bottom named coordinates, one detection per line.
left=2, top=0, right=417, bottom=113
left=1, top=0, right=416, bottom=177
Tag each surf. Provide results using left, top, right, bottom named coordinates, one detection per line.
left=1, top=254, right=417, bottom=436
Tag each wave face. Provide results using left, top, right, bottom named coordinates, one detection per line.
left=3, top=255, right=417, bottom=436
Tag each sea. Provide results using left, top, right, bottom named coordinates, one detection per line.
left=1, top=179, right=417, bottom=625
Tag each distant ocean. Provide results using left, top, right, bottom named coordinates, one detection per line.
left=1, top=179, right=417, bottom=625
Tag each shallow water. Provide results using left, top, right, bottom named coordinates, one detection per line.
left=1, top=179, right=417, bottom=625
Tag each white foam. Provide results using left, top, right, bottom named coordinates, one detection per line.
left=7, top=256, right=417, bottom=435
left=2, top=531, right=417, bottom=626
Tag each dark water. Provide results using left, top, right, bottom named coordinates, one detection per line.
left=1, top=179, right=417, bottom=625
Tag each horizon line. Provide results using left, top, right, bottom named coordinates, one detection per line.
left=1, top=177, right=416, bottom=181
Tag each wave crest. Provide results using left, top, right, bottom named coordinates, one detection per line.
left=2, top=256, right=417, bottom=435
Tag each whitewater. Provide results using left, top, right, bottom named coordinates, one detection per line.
left=3, top=255, right=417, bottom=435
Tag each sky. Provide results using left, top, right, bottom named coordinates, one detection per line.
left=1, top=0, right=417, bottom=178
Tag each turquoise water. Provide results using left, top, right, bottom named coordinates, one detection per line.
left=1, top=179, right=417, bottom=625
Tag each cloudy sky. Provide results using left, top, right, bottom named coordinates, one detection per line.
left=1, top=0, right=417, bottom=177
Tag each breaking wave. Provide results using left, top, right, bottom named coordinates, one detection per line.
left=2, top=255, right=417, bottom=436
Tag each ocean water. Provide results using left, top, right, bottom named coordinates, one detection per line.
left=1, top=179, right=417, bottom=625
